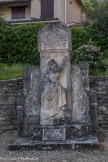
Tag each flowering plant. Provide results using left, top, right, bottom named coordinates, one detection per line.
left=72, top=40, right=104, bottom=69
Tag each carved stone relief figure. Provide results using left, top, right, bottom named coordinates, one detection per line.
left=40, top=56, right=67, bottom=125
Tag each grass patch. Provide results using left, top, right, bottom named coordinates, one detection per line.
left=102, top=58, right=108, bottom=66
left=0, top=64, right=23, bottom=80
left=0, top=63, right=108, bottom=80
left=89, top=68, right=108, bottom=76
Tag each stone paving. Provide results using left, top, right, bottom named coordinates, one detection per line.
left=0, top=131, right=108, bottom=162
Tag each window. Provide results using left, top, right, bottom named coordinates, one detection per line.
left=11, top=6, right=25, bottom=19
left=41, top=0, right=54, bottom=19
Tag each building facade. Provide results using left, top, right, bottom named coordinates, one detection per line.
left=0, top=0, right=85, bottom=24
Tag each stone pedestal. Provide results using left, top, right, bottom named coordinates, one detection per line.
left=9, top=124, right=98, bottom=150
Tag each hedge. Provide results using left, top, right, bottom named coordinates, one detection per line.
left=0, top=23, right=107, bottom=65
left=0, top=23, right=44, bottom=65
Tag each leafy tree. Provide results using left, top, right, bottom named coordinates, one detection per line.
left=0, top=15, right=8, bottom=40
left=0, top=16, right=9, bottom=62
left=85, top=1, right=108, bottom=23
left=82, top=0, right=99, bottom=11
left=83, top=1, right=108, bottom=57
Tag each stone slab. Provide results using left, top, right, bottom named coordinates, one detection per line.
left=71, top=65, right=91, bottom=124
left=21, top=67, right=41, bottom=136
left=9, top=135, right=99, bottom=150
left=39, top=22, right=72, bottom=126
left=42, top=126, right=66, bottom=141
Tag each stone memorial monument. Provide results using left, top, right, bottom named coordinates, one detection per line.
left=9, top=22, right=98, bottom=150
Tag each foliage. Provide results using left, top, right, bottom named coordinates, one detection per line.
left=85, top=1, right=108, bottom=23
left=82, top=1, right=108, bottom=58
left=70, top=25, right=108, bottom=58
left=72, top=41, right=105, bottom=70
left=0, top=15, right=8, bottom=41
left=70, top=26, right=89, bottom=50
left=0, top=16, right=107, bottom=68
left=83, top=0, right=93, bottom=10
left=0, top=23, right=44, bottom=65
left=82, top=0, right=99, bottom=11
left=0, top=63, right=23, bottom=80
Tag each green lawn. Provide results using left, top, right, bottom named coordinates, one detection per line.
left=103, top=58, right=108, bottom=66
left=89, top=68, right=108, bottom=76
left=89, top=58, right=108, bottom=76
left=0, top=63, right=108, bottom=80
left=0, top=64, right=23, bottom=80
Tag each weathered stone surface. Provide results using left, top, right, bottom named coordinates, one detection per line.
left=89, top=90, right=99, bottom=133
left=99, top=106, right=107, bottom=111
left=17, top=106, right=24, bottom=136
left=38, top=22, right=72, bottom=126
left=38, top=22, right=72, bottom=52
left=71, top=65, right=91, bottom=125
left=42, top=126, right=66, bottom=141
left=0, top=70, right=107, bottom=134
left=0, top=78, right=23, bottom=133
left=40, top=57, right=68, bottom=125
left=90, top=76, right=108, bottom=129
left=22, top=67, right=41, bottom=136
left=66, top=124, right=92, bottom=139
left=2, top=22, right=108, bottom=150
left=9, top=22, right=99, bottom=150
left=9, top=135, right=99, bottom=150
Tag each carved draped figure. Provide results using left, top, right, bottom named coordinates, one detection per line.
left=40, top=58, right=67, bottom=125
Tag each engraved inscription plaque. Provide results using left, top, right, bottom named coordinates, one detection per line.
left=42, top=126, right=66, bottom=141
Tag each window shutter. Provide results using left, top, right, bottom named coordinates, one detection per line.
left=12, top=7, right=25, bottom=19
left=41, top=0, right=54, bottom=19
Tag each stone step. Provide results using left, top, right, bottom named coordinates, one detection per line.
left=9, top=135, right=99, bottom=150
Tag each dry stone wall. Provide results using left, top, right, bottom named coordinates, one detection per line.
left=90, top=76, right=108, bottom=129
left=0, top=78, right=23, bottom=133
left=0, top=76, right=108, bottom=133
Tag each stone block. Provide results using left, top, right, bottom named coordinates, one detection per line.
left=99, top=106, right=107, bottom=111
left=9, top=135, right=99, bottom=150
left=71, top=65, right=91, bottom=124
left=66, top=124, right=92, bottom=139
left=42, top=126, right=66, bottom=141
left=104, top=111, right=108, bottom=115
left=97, top=91, right=106, bottom=95
left=0, top=117, right=5, bottom=121
left=22, top=67, right=41, bottom=136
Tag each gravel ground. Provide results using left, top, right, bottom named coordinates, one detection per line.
left=0, top=131, right=108, bottom=162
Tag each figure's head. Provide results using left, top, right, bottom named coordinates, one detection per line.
left=47, top=59, right=57, bottom=71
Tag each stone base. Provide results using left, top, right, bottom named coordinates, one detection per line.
left=22, top=124, right=93, bottom=140
left=9, top=135, right=99, bottom=150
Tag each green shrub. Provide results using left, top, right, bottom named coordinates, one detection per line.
left=0, top=15, right=8, bottom=40
left=85, top=25, right=108, bottom=57
left=83, top=1, right=108, bottom=57
left=0, top=20, right=107, bottom=66
left=0, top=23, right=45, bottom=65
left=70, top=26, right=89, bottom=50
left=72, top=41, right=105, bottom=70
